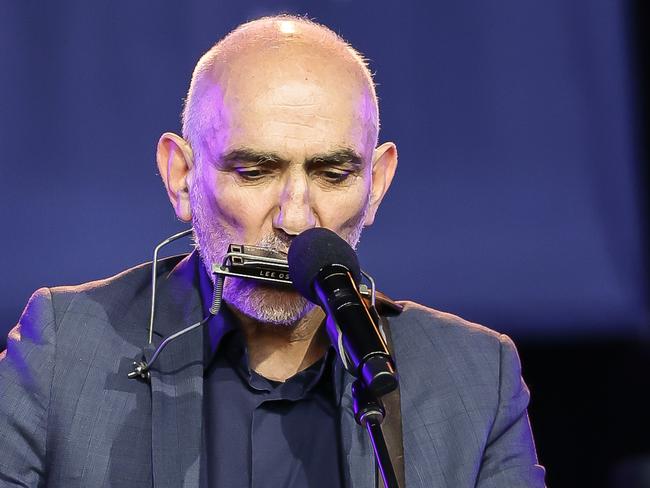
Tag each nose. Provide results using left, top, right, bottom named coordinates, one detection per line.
left=273, top=170, right=317, bottom=236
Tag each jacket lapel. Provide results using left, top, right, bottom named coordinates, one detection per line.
left=147, top=251, right=208, bottom=488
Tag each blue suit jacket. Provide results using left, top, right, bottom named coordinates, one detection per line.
left=0, top=252, right=545, bottom=487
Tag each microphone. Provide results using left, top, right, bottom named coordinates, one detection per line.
left=288, top=228, right=398, bottom=397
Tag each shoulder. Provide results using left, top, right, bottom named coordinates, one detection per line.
left=386, top=300, right=519, bottom=382
left=13, top=255, right=189, bottom=348
left=390, top=300, right=509, bottom=349
left=44, top=254, right=186, bottom=321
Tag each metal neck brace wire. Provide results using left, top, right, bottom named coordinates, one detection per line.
left=128, top=229, right=378, bottom=380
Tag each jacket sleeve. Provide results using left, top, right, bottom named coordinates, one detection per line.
left=0, top=288, right=56, bottom=487
left=475, top=334, right=546, bottom=487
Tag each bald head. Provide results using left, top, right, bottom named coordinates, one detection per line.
left=181, top=15, right=380, bottom=164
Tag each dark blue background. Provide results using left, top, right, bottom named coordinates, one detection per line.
left=1, top=1, right=645, bottom=339
left=1, top=2, right=648, bottom=485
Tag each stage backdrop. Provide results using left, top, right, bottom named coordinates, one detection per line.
left=0, top=0, right=646, bottom=345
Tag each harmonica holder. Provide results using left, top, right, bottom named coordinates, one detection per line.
left=128, top=231, right=378, bottom=380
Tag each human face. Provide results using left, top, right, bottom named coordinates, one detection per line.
left=189, top=47, right=377, bottom=325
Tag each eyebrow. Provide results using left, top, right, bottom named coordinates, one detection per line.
left=306, top=148, right=364, bottom=168
left=221, top=149, right=288, bottom=166
left=220, top=147, right=364, bottom=168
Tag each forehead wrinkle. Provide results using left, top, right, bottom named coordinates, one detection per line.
left=273, top=102, right=320, bottom=108
left=266, top=120, right=329, bottom=130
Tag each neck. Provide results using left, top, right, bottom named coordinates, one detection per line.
left=232, top=306, right=329, bottom=382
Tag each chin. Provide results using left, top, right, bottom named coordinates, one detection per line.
left=223, top=278, right=315, bottom=326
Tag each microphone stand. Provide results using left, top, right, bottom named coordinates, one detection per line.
left=317, top=277, right=401, bottom=488
left=352, top=380, right=400, bottom=488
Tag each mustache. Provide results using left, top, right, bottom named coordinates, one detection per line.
left=255, top=231, right=294, bottom=255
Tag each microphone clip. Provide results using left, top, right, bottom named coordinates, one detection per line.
left=127, top=360, right=151, bottom=381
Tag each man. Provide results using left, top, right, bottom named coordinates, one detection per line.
left=0, top=15, right=545, bottom=487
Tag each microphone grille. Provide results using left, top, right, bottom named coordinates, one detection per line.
left=287, top=228, right=361, bottom=303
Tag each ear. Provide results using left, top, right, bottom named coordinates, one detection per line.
left=156, top=132, right=194, bottom=222
left=364, top=142, right=398, bottom=226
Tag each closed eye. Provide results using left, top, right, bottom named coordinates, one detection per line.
left=234, top=167, right=273, bottom=181
left=317, top=169, right=354, bottom=183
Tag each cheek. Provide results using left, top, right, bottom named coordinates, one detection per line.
left=314, top=178, right=370, bottom=228
left=202, top=172, right=277, bottom=236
